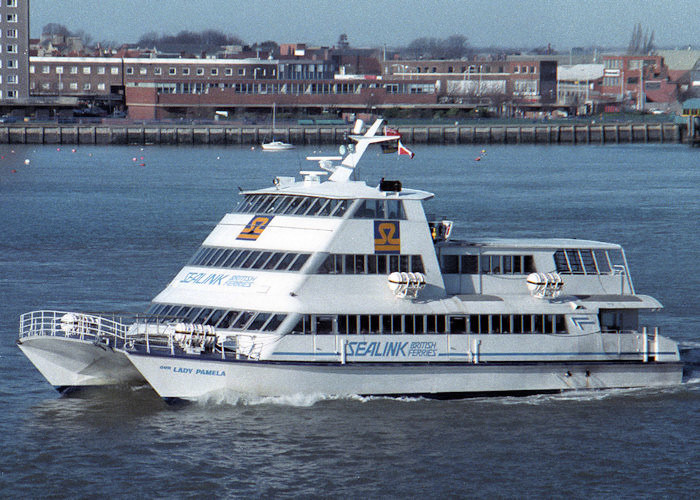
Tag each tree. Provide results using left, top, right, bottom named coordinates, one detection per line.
left=627, top=23, right=655, bottom=55
left=405, top=35, right=470, bottom=59
left=42, top=23, right=71, bottom=37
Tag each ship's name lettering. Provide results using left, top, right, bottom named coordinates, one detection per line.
left=346, top=341, right=438, bottom=357
left=169, top=366, right=225, bottom=376
left=180, top=272, right=256, bottom=288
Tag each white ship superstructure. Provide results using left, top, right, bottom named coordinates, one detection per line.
left=18, top=119, right=683, bottom=400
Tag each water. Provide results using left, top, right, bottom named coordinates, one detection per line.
left=1, top=143, right=698, bottom=497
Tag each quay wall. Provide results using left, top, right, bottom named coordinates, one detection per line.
left=0, top=123, right=686, bottom=146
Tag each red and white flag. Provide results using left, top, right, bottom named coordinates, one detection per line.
left=397, top=140, right=415, bottom=159
left=384, top=126, right=400, bottom=136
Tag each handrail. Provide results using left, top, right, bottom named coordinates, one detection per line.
left=19, top=310, right=130, bottom=348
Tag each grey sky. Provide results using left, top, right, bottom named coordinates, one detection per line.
left=31, top=0, right=699, bottom=49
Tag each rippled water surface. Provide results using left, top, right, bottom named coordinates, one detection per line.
left=1, top=143, right=698, bottom=497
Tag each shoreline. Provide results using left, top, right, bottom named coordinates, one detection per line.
left=0, top=122, right=686, bottom=146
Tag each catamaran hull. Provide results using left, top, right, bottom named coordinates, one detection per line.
left=18, top=336, right=144, bottom=392
left=124, top=352, right=683, bottom=401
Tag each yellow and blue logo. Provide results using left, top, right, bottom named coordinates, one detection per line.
left=374, top=220, right=400, bottom=254
left=237, top=215, right=274, bottom=241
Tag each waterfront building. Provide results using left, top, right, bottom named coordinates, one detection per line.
left=599, top=54, right=676, bottom=111
left=556, top=64, right=603, bottom=113
left=0, top=0, right=29, bottom=102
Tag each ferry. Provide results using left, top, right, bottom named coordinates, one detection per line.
left=18, top=119, right=683, bottom=400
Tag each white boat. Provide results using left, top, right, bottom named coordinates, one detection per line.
left=261, top=103, right=294, bottom=151
left=261, top=140, right=295, bottom=151
left=19, top=119, right=684, bottom=400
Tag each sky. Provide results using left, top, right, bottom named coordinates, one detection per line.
left=31, top=0, right=699, bottom=50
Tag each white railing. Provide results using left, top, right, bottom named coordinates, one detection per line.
left=19, top=310, right=130, bottom=347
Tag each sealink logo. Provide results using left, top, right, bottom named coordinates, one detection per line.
left=374, top=220, right=400, bottom=254
left=237, top=215, right=274, bottom=241
left=180, top=272, right=256, bottom=288
left=346, top=341, right=438, bottom=357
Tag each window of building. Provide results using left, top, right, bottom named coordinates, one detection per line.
left=139, top=67, right=147, bottom=75
left=6, top=59, right=16, bottom=69
left=6, top=13, right=17, bottom=22
left=41, top=65, right=50, bottom=74
left=196, top=67, right=204, bottom=75
left=126, top=66, right=134, bottom=75
left=82, top=67, right=91, bottom=74
left=83, top=83, right=91, bottom=90
left=70, top=66, right=78, bottom=74
left=56, top=66, right=63, bottom=74
left=70, top=82, right=78, bottom=90
left=98, top=66, right=105, bottom=74
left=211, top=68, right=218, bottom=75
left=7, top=0, right=18, bottom=7
left=6, top=44, right=17, bottom=53
left=97, top=83, right=105, bottom=90
left=182, top=67, right=190, bottom=75
left=169, top=67, right=176, bottom=75
left=154, top=67, right=162, bottom=75
left=111, top=67, right=119, bottom=75
left=29, top=64, right=34, bottom=73
left=41, top=82, right=50, bottom=90
left=224, top=68, right=233, bottom=76
left=6, top=90, right=17, bottom=98
left=6, top=29, right=17, bottom=38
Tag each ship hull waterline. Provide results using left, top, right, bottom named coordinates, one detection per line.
left=18, top=336, right=145, bottom=392
left=124, top=352, right=683, bottom=401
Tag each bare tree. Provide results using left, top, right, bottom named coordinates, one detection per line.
left=405, top=35, right=470, bottom=59
left=627, top=23, right=655, bottom=55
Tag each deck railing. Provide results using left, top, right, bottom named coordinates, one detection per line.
left=19, top=310, right=130, bottom=348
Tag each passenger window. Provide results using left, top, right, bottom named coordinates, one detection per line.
left=289, top=254, right=309, bottom=271
left=250, top=251, right=272, bottom=269
left=386, top=200, right=405, bottom=220
left=276, top=253, right=296, bottom=270
left=248, top=313, right=270, bottom=330
left=566, top=250, right=584, bottom=274
left=580, top=250, right=597, bottom=274
left=450, top=316, right=467, bottom=333
left=594, top=250, right=611, bottom=274
left=218, top=310, right=240, bottom=329
left=377, top=255, right=387, bottom=274
left=318, top=255, right=334, bottom=274
left=316, top=316, right=334, bottom=334
left=264, top=252, right=283, bottom=270
left=232, top=311, right=255, bottom=329
left=524, top=255, right=535, bottom=273
left=263, top=314, right=286, bottom=332
left=241, top=250, right=261, bottom=268
left=461, top=255, right=478, bottom=274
left=442, top=255, right=459, bottom=273
left=411, top=255, right=425, bottom=273
left=367, top=254, right=377, bottom=274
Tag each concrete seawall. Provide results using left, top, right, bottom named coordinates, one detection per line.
left=0, top=122, right=685, bottom=146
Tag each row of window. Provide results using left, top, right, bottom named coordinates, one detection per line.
left=318, top=254, right=425, bottom=275
left=147, top=304, right=286, bottom=332
left=553, top=249, right=622, bottom=275
left=293, top=313, right=568, bottom=335
left=441, top=254, right=536, bottom=275
left=190, top=247, right=310, bottom=272
left=126, top=65, right=269, bottom=77
left=236, top=194, right=352, bottom=217
left=33, top=65, right=119, bottom=75
left=33, top=82, right=106, bottom=91
left=353, top=199, right=406, bottom=220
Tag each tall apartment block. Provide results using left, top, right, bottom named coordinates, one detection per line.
left=0, top=0, right=29, bottom=101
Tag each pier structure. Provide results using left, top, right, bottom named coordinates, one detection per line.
left=0, top=122, right=684, bottom=146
